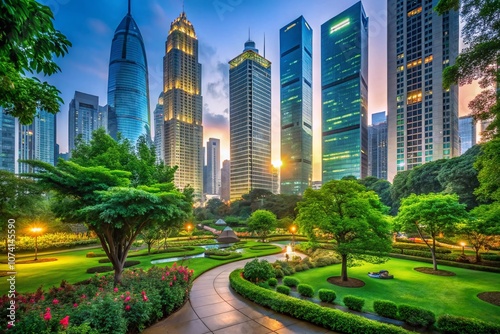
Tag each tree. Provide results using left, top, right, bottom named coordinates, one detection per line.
left=247, top=210, right=277, bottom=242
left=475, top=139, right=500, bottom=202
left=396, top=193, right=467, bottom=271
left=359, top=176, right=393, bottom=210
left=436, top=0, right=500, bottom=139
left=297, top=180, right=392, bottom=281
left=0, top=0, right=71, bottom=124
left=464, top=203, right=500, bottom=262
left=140, top=225, right=162, bottom=255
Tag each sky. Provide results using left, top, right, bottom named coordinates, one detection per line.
left=44, top=0, right=478, bottom=181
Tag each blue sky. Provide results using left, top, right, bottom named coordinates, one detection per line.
left=44, top=0, right=475, bottom=179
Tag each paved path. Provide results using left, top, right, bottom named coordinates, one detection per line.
left=144, top=252, right=337, bottom=334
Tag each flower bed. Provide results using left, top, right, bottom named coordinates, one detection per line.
left=2, top=263, right=193, bottom=333
left=5, top=233, right=99, bottom=253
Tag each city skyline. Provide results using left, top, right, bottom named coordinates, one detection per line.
left=43, top=0, right=478, bottom=180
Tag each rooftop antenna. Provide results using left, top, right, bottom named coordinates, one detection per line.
left=182, top=0, right=185, bottom=13
left=128, top=0, right=131, bottom=15
left=248, top=27, right=251, bottom=41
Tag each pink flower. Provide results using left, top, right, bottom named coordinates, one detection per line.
left=113, top=287, right=118, bottom=293
left=161, top=276, right=165, bottom=281
left=81, top=294, right=87, bottom=299
left=124, top=296, right=131, bottom=302
left=52, top=298, right=59, bottom=305
left=60, top=316, right=69, bottom=329
left=7, top=323, right=13, bottom=329
left=120, top=294, right=124, bottom=299
left=142, top=295, right=148, bottom=301
left=43, top=308, right=51, bottom=321
left=73, top=303, right=78, bottom=308
left=169, top=281, right=173, bottom=286
left=125, top=305, right=131, bottom=311
left=141, top=290, right=146, bottom=295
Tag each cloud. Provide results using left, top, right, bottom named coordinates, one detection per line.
left=206, top=62, right=229, bottom=100
left=87, top=18, right=111, bottom=36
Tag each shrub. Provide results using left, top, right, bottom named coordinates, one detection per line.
left=294, top=264, right=304, bottom=272
left=243, top=259, right=275, bottom=283
left=297, top=284, right=314, bottom=298
left=374, top=300, right=398, bottom=319
left=276, top=285, right=290, bottom=295
left=437, top=314, right=500, bottom=334
left=268, top=278, right=278, bottom=287
left=86, top=266, right=113, bottom=274
left=283, top=276, right=300, bottom=288
left=398, top=304, right=435, bottom=327
left=318, top=289, right=337, bottom=303
left=343, top=295, right=365, bottom=312
left=482, top=254, right=500, bottom=261
left=274, top=268, right=284, bottom=278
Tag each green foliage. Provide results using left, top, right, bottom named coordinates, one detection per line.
left=6, top=232, right=98, bottom=252
left=247, top=209, right=277, bottom=242
left=283, top=276, right=300, bottom=287
left=276, top=285, right=291, bottom=295
left=243, top=259, right=275, bottom=283
left=398, top=304, right=436, bottom=327
left=89, top=294, right=127, bottom=334
left=297, top=284, right=314, bottom=297
left=318, top=289, right=337, bottom=303
left=373, top=300, right=399, bottom=319
left=86, top=261, right=140, bottom=274
left=437, top=314, right=500, bottom=334
left=359, top=176, right=393, bottom=209
left=343, top=295, right=365, bottom=312
left=475, top=139, right=500, bottom=202
left=392, top=242, right=452, bottom=253
left=267, top=278, right=278, bottom=287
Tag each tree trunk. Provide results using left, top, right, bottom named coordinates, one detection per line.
left=341, top=254, right=348, bottom=281
left=148, top=243, right=151, bottom=255
left=114, top=262, right=125, bottom=286
left=475, top=246, right=481, bottom=263
left=431, top=237, right=438, bottom=270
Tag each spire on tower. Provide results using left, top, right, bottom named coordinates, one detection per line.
left=128, top=0, right=131, bottom=15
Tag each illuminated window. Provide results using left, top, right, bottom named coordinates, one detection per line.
left=407, top=7, right=422, bottom=17
left=424, top=55, right=433, bottom=63
left=407, top=58, right=422, bottom=69
left=407, top=90, right=422, bottom=104
left=330, top=18, right=350, bottom=34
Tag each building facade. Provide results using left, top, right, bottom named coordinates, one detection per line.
left=321, top=1, right=369, bottom=182
left=368, top=111, right=388, bottom=179
left=206, top=138, right=221, bottom=195
left=229, top=40, right=272, bottom=201
left=68, top=91, right=104, bottom=153
left=0, top=108, right=16, bottom=173
left=220, top=159, right=230, bottom=202
left=280, top=16, right=313, bottom=195
left=387, top=0, right=459, bottom=181
left=459, top=115, right=476, bottom=154
left=163, top=12, right=203, bottom=201
left=107, top=4, right=150, bottom=145
left=153, top=92, right=164, bottom=162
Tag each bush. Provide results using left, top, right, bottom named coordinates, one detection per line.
left=388, top=253, right=500, bottom=273
left=243, top=259, right=275, bottom=283
left=283, top=276, right=300, bottom=288
left=318, top=289, right=337, bottom=303
left=297, top=284, right=314, bottom=298
left=268, top=278, right=278, bottom=287
left=86, top=252, right=106, bottom=258
left=86, top=261, right=140, bottom=274
left=276, top=285, right=290, bottom=295
left=274, top=268, right=284, bottom=278
left=437, top=314, right=500, bottom=334
left=391, top=242, right=452, bottom=253
left=373, top=300, right=399, bottom=319
left=482, top=254, right=500, bottom=261
left=343, top=295, right=365, bottom=312
left=398, top=304, right=435, bottom=327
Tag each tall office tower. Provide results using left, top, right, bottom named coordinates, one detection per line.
left=19, top=110, right=56, bottom=173
left=229, top=39, right=272, bottom=201
left=107, top=1, right=150, bottom=145
left=387, top=0, right=459, bottom=181
left=459, top=115, right=476, bottom=154
left=280, top=16, right=313, bottom=195
left=0, top=108, right=16, bottom=173
left=206, top=138, right=221, bottom=195
left=98, top=105, right=108, bottom=131
left=479, top=118, right=493, bottom=142
left=321, top=2, right=369, bottom=182
left=220, top=160, right=230, bottom=202
left=68, top=91, right=100, bottom=153
left=368, top=111, right=388, bottom=179
left=163, top=12, right=203, bottom=201
left=153, top=92, right=164, bottom=162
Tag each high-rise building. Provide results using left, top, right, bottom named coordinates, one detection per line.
left=369, top=111, right=388, bottom=179
left=220, top=160, right=230, bottom=202
left=229, top=39, right=272, bottom=201
left=206, top=138, right=221, bottom=195
left=68, top=91, right=104, bottom=153
left=19, top=110, right=56, bottom=173
left=387, top=0, right=459, bottom=181
left=280, top=16, right=313, bottom=195
left=153, top=92, right=164, bottom=162
left=163, top=12, right=203, bottom=201
left=107, top=2, right=150, bottom=145
left=0, top=108, right=16, bottom=173
left=459, top=115, right=476, bottom=154
left=321, top=2, right=369, bottom=182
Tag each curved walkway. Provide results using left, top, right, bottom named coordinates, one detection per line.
left=144, top=252, right=337, bottom=334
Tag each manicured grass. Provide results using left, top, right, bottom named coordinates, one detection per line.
left=291, top=258, right=500, bottom=323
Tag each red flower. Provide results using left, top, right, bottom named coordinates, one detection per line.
left=52, top=298, right=59, bottom=305
left=124, top=296, right=131, bottom=302
left=125, top=305, right=131, bottom=311
left=7, top=323, right=13, bottom=329
left=142, top=295, right=148, bottom=301
left=73, top=303, right=78, bottom=308
left=113, top=287, right=118, bottom=293
left=60, top=316, right=69, bottom=329
left=43, top=308, right=51, bottom=321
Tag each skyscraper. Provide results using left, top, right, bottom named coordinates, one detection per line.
left=68, top=91, right=105, bottom=153
left=369, top=111, right=388, bottom=179
left=459, top=115, right=476, bottom=154
left=321, top=1, right=369, bottom=182
left=0, top=108, right=15, bottom=173
left=206, top=138, right=221, bottom=195
left=229, top=39, right=272, bottom=201
left=163, top=12, right=203, bottom=201
left=107, top=1, right=150, bottom=145
left=220, top=160, right=230, bottom=202
left=280, top=16, right=313, bottom=195
left=153, top=92, right=164, bottom=162
left=387, top=0, right=459, bottom=181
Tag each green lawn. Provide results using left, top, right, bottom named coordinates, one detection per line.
left=291, top=258, right=500, bottom=323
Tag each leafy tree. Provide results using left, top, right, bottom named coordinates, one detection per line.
left=396, top=193, right=467, bottom=270
left=297, top=180, right=392, bottom=281
left=262, top=194, right=301, bottom=219
left=464, top=203, right=500, bottom=262
left=474, top=139, right=500, bottom=202
left=140, top=225, right=162, bottom=255
left=359, top=176, right=393, bottom=210
left=436, top=0, right=500, bottom=139
left=0, top=0, right=71, bottom=124
left=247, top=210, right=277, bottom=242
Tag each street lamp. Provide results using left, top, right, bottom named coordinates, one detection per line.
left=290, top=225, right=296, bottom=250
left=460, top=242, right=466, bottom=255
left=30, top=227, right=42, bottom=261
left=186, top=224, right=192, bottom=239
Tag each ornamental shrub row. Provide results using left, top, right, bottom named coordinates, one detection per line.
left=392, top=242, right=452, bottom=253
left=276, top=285, right=290, bottom=295
left=283, top=276, right=300, bottom=287
left=318, top=289, right=337, bottom=303
left=297, top=284, right=314, bottom=298
left=436, top=314, right=500, bottom=334
left=388, top=253, right=500, bottom=273
left=229, top=269, right=409, bottom=334
left=343, top=295, right=365, bottom=312
left=373, top=300, right=398, bottom=319
left=398, top=304, right=436, bottom=328
left=86, top=261, right=141, bottom=274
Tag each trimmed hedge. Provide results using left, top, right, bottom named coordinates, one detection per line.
left=481, top=254, right=500, bottom=261
left=297, top=284, right=314, bottom=298
left=86, top=261, right=141, bottom=274
left=268, top=278, right=278, bottom=287
left=318, top=289, right=336, bottom=303
left=243, top=259, right=275, bottom=283
left=437, top=314, right=500, bottom=334
left=373, top=300, right=399, bottom=319
left=392, top=242, right=452, bottom=254
left=229, top=269, right=409, bottom=334
left=388, top=253, right=500, bottom=273
left=206, top=253, right=242, bottom=260
left=398, top=304, right=435, bottom=328
left=283, top=276, right=300, bottom=287
left=343, top=295, right=365, bottom=312
left=249, top=244, right=279, bottom=250
left=276, top=285, right=290, bottom=295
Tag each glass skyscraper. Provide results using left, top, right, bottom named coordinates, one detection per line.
left=321, top=1, right=369, bottom=182
left=229, top=40, right=272, bottom=201
left=153, top=92, right=164, bottom=162
left=369, top=111, right=388, bottom=179
left=107, top=3, right=150, bottom=145
left=280, top=16, right=313, bottom=195
left=459, top=115, right=476, bottom=154
left=206, top=138, right=221, bottom=195
left=163, top=12, right=203, bottom=201
left=0, top=108, right=15, bottom=173
left=387, top=0, right=459, bottom=181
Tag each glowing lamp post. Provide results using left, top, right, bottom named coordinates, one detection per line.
left=31, top=227, right=43, bottom=261
left=290, top=225, right=296, bottom=250
left=460, top=242, right=466, bottom=255
left=186, top=224, right=192, bottom=239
